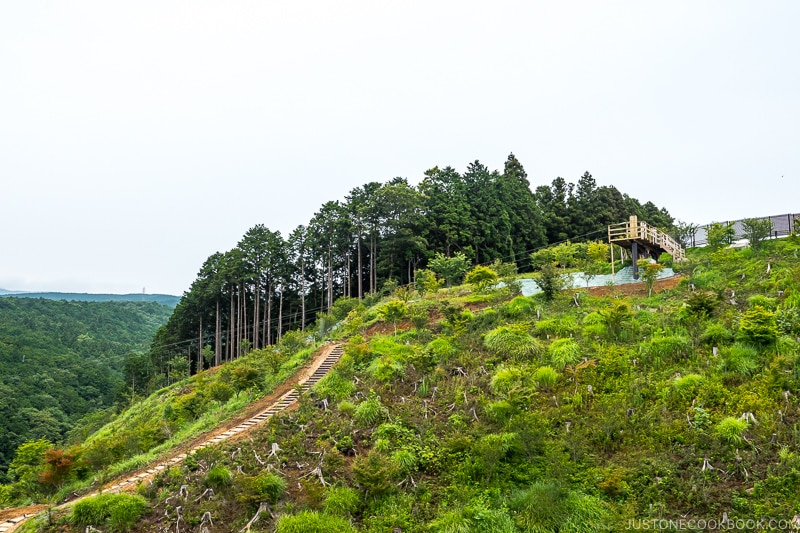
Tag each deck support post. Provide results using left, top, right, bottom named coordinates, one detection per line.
left=631, top=242, right=639, bottom=280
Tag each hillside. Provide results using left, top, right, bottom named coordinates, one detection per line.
left=6, top=236, right=800, bottom=532
left=0, top=293, right=179, bottom=307
left=0, top=299, right=173, bottom=481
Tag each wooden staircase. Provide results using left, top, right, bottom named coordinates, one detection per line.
left=608, top=215, right=685, bottom=279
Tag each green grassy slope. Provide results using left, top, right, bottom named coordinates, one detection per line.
left=18, top=238, right=800, bottom=532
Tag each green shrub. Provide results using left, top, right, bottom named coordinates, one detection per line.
left=686, top=290, right=718, bottom=318
left=314, top=371, right=355, bottom=401
left=549, top=338, right=581, bottom=369
left=484, top=325, right=544, bottom=361
left=490, top=365, right=526, bottom=396
left=323, top=486, right=361, bottom=517
left=671, top=374, right=705, bottom=404
left=353, top=450, right=398, bottom=498
left=645, top=335, right=690, bottom=363
left=532, top=366, right=560, bottom=388
left=466, top=265, right=499, bottom=293
left=426, top=337, right=458, bottom=364
left=737, top=306, right=778, bottom=346
left=366, top=355, right=406, bottom=382
left=701, top=323, right=733, bottom=346
left=354, top=395, right=386, bottom=427
left=207, top=381, right=234, bottom=403
left=535, top=316, right=577, bottom=338
left=237, top=473, right=287, bottom=505
left=714, top=416, right=748, bottom=446
left=276, top=510, right=356, bottom=533
left=719, top=343, right=760, bottom=375
left=749, top=295, right=777, bottom=310
left=205, top=465, right=232, bottom=489
left=72, top=493, right=148, bottom=532
left=502, top=296, right=537, bottom=318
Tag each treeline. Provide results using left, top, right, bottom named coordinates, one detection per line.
left=148, top=155, right=673, bottom=382
left=0, top=298, right=173, bottom=480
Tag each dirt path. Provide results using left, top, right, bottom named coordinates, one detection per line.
left=0, top=342, right=343, bottom=532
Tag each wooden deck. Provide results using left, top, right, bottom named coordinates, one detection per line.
left=608, top=216, right=686, bottom=262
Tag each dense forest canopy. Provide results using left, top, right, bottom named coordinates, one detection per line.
left=149, top=155, right=674, bottom=385
left=0, top=298, right=173, bottom=480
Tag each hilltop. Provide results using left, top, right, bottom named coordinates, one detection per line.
left=4, top=235, right=800, bottom=532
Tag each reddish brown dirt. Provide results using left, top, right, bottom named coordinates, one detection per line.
left=0, top=505, right=47, bottom=522
left=582, top=275, right=683, bottom=298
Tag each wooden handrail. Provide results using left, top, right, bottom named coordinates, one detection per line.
left=608, top=216, right=686, bottom=261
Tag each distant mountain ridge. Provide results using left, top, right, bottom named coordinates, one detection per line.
left=0, top=291, right=180, bottom=307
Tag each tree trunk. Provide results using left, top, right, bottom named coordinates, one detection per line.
left=277, top=289, right=283, bottom=343
left=300, top=256, right=306, bottom=331
left=357, top=235, right=363, bottom=299
left=229, top=290, right=234, bottom=362
left=267, top=282, right=273, bottom=346
left=327, top=243, right=333, bottom=311
left=215, top=299, right=221, bottom=366
left=253, top=279, right=260, bottom=349
left=198, top=317, right=203, bottom=374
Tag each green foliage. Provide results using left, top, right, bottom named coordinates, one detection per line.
left=535, top=316, right=577, bottom=338
left=484, top=325, right=544, bottom=361
left=0, top=298, right=171, bottom=477
left=275, top=510, right=357, bottom=533
left=714, top=416, right=748, bottom=446
left=532, top=366, right=560, bottom=388
left=658, top=252, right=674, bottom=268
left=586, top=241, right=610, bottom=263
left=645, top=335, right=690, bottom=364
left=429, top=499, right=516, bottom=533
left=313, top=371, right=355, bottom=401
left=599, top=303, right=631, bottom=340
left=465, top=265, right=499, bottom=293
left=742, top=217, right=773, bottom=252
left=686, top=290, right=718, bottom=318
left=323, top=485, right=361, bottom=517
left=428, top=252, right=471, bottom=287
left=353, top=394, right=386, bottom=427
left=637, top=259, right=664, bottom=297
left=749, top=294, right=777, bottom=310
left=353, top=450, right=398, bottom=499
left=71, top=493, right=148, bottom=532
left=501, top=296, right=536, bottom=318
left=415, top=268, right=443, bottom=296
left=205, top=465, right=232, bottom=489
left=534, top=263, right=566, bottom=301
left=509, top=482, right=609, bottom=532
left=237, top=473, right=287, bottom=505
left=379, top=300, right=408, bottom=336
left=549, top=338, right=581, bottom=369
left=671, top=374, right=705, bottom=404
left=7, top=439, right=50, bottom=496
left=490, top=365, right=528, bottom=397
left=706, top=222, right=736, bottom=249
left=719, top=343, right=760, bottom=375
left=738, top=305, right=778, bottom=346
left=700, top=323, right=733, bottom=346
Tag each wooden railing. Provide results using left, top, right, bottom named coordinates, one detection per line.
left=608, top=216, right=686, bottom=261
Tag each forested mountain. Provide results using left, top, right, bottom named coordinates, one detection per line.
left=0, top=293, right=179, bottom=306
left=0, top=298, right=173, bottom=480
left=149, top=155, right=674, bottom=386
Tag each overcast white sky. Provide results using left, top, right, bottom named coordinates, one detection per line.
left=1, top=1, right=798, bottom=295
